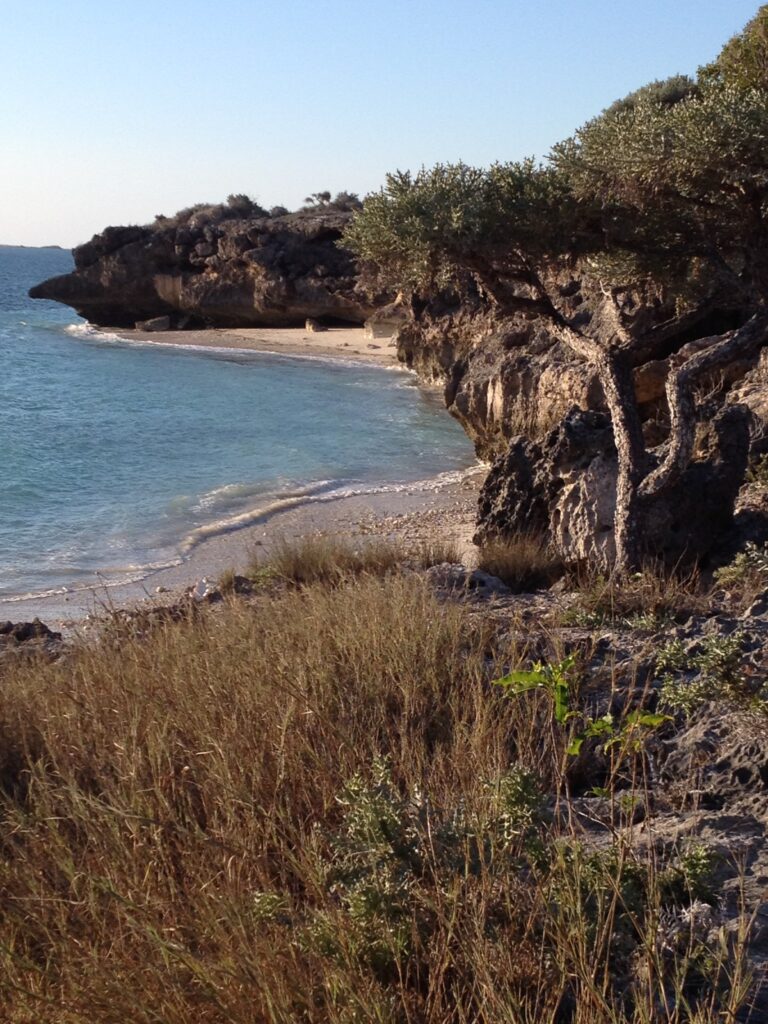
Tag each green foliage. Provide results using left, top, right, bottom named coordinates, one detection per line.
left=700, top=6, right=768, bottom=90
left=300, top=758, right=544, bottom=978
left=343, top=160, right=578, bottom=295
left=714, top=540, right=768, bottom=588
left=659, top=843, right=718, bottom=906
left=604, top=74, right=698, bottom=116
left=495, top=655, right=577, bottom=728
left=495, top=657, right=670, bottom=759
left=656, top=631, right=765, bottom=715
left=346, top=9, right=768, bottom=310
left=552, top=79, right=768, bottom=302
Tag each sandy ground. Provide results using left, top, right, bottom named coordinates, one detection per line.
left=120, top=325, right=401, bottom=367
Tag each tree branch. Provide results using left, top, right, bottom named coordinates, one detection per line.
left=553, top=305, right=648, bottom=571
left=639, top=313, right=768, bottom=498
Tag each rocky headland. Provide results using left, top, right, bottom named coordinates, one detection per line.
left=30, top=203, right=378, bottom=328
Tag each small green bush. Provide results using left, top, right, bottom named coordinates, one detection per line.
left=657, top=631, right=766, bottom=715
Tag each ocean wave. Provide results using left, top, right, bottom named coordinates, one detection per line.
left=191, top=478, right=336, bottom=513
left=65, top=322, right=124, bottom=343
left=0, top=464, right=482, bottom=604
left=180, top=464, right=483, bottom=554
left=0, top=557, right=183, bottom=605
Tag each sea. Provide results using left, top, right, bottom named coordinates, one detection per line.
left=0, top=245, right=475, bottom=602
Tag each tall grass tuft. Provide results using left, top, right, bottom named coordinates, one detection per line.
left=254, top=533, right=406, bottom=585
left=478, top=531, right=564, bottom=591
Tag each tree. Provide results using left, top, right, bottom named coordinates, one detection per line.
left=699, top=5, right=768, bottom=90
left=344, top=15, right=768, bottom=574
left=303, top=191, right=332, bottom=208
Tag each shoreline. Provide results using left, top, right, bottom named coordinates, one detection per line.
left=3, top=322, right=484, bottom=629
left=4, top=465, right=486, bottom=632
left=100, top=324, right=403, bottom=368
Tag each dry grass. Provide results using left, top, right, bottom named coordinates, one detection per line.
left=252, top=533, right=407, bottom=585
left=410, top=535, right=463, bottom=567
left=0, top=563, right=754, bottom=1022
left=478, top=532, right=564, bottom=592
left=249, top=532, right=462, bottom=588
left=563, top=562, right=709, bottom=628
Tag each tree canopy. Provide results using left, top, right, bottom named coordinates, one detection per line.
left=345, top=7, right=768, bottom=317
left=343, top=7, right=768, bottom=574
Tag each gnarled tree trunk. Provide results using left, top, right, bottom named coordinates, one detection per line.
left=556, top=307, right=768, bottom=574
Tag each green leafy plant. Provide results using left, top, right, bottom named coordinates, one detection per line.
left=495, top=655, right=578, bottom=730
left=657, top=630, right=766, bottom=715
left=714, top=541, right=768, bottom=588
left=495, top=657, right=669, bottom=758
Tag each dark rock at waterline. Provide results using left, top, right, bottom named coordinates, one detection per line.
left=29, top=209, right=378, bottom=328
left=0, top=618, right=63, bottom=664
left=0, top=618, right=61, bottom=644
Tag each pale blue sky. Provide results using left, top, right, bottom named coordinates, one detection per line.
left=1, top=0, right=760, bottom=246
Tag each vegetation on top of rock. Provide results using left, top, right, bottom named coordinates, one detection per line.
left=302, top=190, right=363, bottom=212
left=344, top=6, right=768, bottom=575
left=152, top=192, right=269, bottom=228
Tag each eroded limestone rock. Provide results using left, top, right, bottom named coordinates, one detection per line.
left=475, top=406, right=751, bottom=569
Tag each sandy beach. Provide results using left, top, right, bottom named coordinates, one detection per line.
left=117, top=325, right=402, bottom=368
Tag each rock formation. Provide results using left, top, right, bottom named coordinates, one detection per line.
left=474, top=405, right=751, bottom=569
left=30, top=209, right=377, bottom=328
left=390, top=278, right=767, bottom=568
left=30, top=207, right=767, bottom=568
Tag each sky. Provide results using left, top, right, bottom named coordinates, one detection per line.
left=1, top=0, right=762, bottom=247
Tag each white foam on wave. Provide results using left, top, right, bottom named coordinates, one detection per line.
left=0, top=557, right=184, bottom=605
left=191, top=478, right=335, bottom=514
left=180, top=464, right=483, bottom=554
left=65, top=322, right=124, bottom=344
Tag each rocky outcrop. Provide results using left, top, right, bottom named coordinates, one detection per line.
left=388, top=274, right=767, bottom=563
left=475, top=405, right=751, bottom=568
left=0, top=619, right=63, bottom=664
left=30, top=210, right=378, bottom=328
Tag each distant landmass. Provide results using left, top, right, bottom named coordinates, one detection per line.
left=0, top=243, right=65, bottom=250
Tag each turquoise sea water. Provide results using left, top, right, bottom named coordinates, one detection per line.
left=0, top=246, right=474, bottom=600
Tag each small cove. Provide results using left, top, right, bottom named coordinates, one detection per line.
left=0, top=247, right=475, bottom=600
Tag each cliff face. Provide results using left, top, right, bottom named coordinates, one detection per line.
left=30, top=211, right=376, bottom=328
left=387, top=277, right=768, bottom=567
